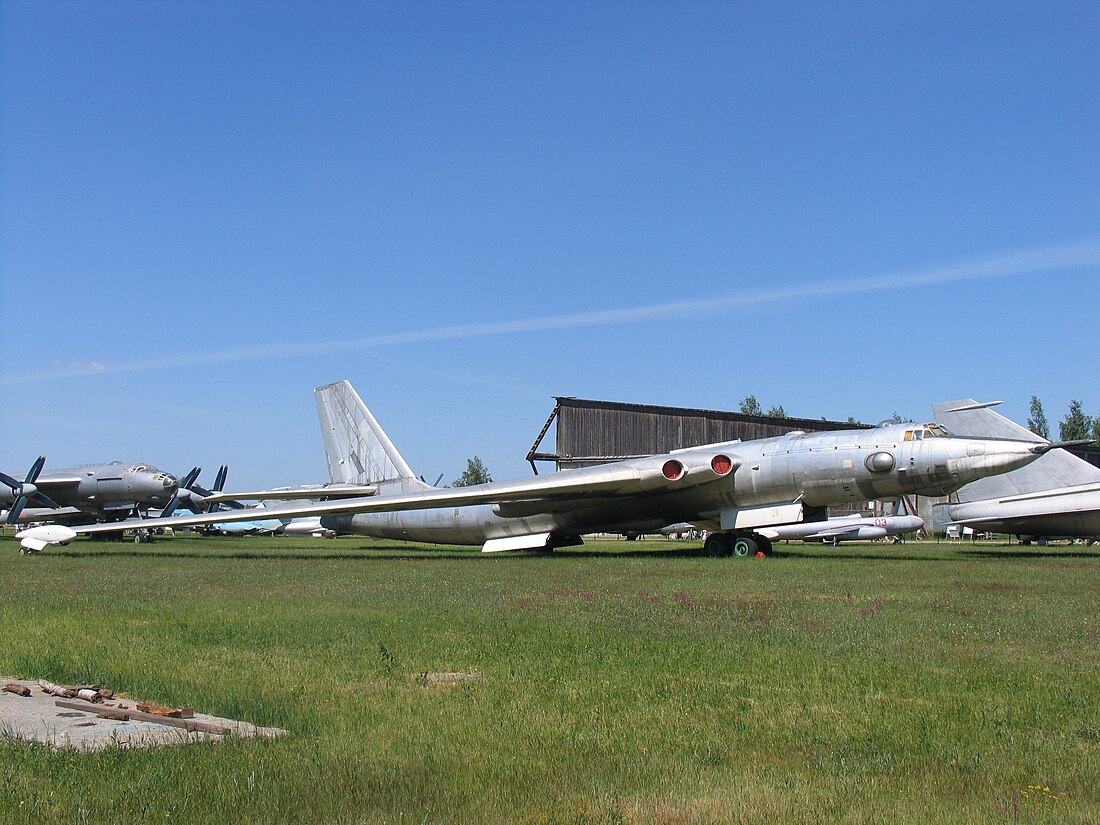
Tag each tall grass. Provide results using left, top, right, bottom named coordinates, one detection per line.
left=0, top=535, right=1097, bottom=823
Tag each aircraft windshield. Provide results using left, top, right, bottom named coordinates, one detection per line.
left=905, top=424, right=949, bottom=441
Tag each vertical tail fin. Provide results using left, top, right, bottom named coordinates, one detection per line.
left=933, top=398, right=1100, bottom=501
left=314, top=381, right=428, bottom=493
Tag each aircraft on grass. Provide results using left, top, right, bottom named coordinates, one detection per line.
left=931, top=399, right=1100, bottom=543
left=1, top=458, right=178, bottom=525
left=15, top=381, right=1077, bottom=555
left=159, top=465, right=364, bottom=537
left=755, top=501, right=923, bottom=547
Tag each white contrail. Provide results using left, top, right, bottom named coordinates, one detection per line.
left=6, top=239, right=1100, bottom=385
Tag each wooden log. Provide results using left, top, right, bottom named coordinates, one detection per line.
left=38, top=679, right=75, bottom=698
left=54, top=699, right=232, bottom=735
left=3, top=683, right=31, bottom=697
left=76, top=688, right=102, bottom=702
left=136, top=701, right=182, bottom=718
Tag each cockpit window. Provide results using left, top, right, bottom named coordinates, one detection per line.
left=925, top=424, right=949, bottom=438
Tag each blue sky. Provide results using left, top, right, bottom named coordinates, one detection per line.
left=2, top=0, right=1097, bottom=490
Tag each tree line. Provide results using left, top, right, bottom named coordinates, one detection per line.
left=1027, top=396, right=1100, bottom=441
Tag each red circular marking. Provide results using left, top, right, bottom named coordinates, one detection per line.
left=662, top=459, right=685, bottom=480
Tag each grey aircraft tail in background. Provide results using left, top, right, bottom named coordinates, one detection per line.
left=932, top=399, right=1100, bottom=541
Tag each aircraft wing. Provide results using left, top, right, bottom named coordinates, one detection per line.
left=200, top=485, right=379, bottom=502
left=59, top=448, right=742, bottom=536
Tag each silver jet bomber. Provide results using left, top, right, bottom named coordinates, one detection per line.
left=18, top=382, right=1059, bottom=555
left=932, top=398, right=1100, bottom=542
left=1, top=458, right=178, bottom=524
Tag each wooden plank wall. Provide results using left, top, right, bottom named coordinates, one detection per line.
left=555, top=398, right=866, bottom=467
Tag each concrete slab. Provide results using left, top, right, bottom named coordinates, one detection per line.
left=1, top=680, right=288, bottom=751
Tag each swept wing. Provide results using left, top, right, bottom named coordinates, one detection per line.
left=58, top=448, right=743, bottom=536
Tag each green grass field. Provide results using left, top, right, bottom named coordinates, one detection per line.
left=1, top=534, right=1097, bottom=824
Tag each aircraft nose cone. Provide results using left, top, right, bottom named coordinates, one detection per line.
left=959, top=439, right=1041, bottom=481
left=135, top=472, right=177, bottom=501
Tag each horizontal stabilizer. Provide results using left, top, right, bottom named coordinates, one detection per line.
left=942, top=400, right=1003, bottom=413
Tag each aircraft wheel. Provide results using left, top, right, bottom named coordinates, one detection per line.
left=732, top=535, right=757, bottom=557
left=756, top=536, right=773, bottom=556
left=704, top=533, right=731, bottom=557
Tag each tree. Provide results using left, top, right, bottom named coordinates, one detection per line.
left=766, top=405, right=786, bottom=418
left=738, top=395, right=762, bottom=416
left=1094, top=412, right=1100, bottom=442
left=1059, top=400, right=1093, bottom=441
left=888, top=412, right=911, bottom=424
left=452, top=456, right=492, bottom=487
left=1026, top=395, right=1050, bottom=439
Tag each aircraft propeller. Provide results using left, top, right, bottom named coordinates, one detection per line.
left=1, top=456, right=62, bottom=524
left=160, top=465, right=240, bottom=516
left=159, top=466, right=202, bottom=517
left=190, top=464, right=226, bottom=513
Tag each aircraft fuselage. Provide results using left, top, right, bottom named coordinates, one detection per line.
left=325, top=426, right=1038, bottom=546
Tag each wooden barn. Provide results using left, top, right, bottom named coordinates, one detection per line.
left=526, top=396, right=870, bottom=473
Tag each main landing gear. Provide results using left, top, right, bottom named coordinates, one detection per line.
left=704, top=532, right=772, bottom=558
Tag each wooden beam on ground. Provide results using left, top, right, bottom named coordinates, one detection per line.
left=54, top=699, right=232, bottom=735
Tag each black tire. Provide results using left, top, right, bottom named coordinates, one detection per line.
left=732, top=535, right=757, bottom=557
left=704, top=534, right=731, bottom=557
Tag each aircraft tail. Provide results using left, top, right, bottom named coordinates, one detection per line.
left=314, top=380, right=430, bottom=494
left=933, top=398, right=1100, bottom=501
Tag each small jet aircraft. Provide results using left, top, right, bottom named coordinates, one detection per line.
left=16, top=382, right=1075, bottom=555
left=1, top=458, right=178, bottom=525
left=755, top=502, right=923, bottom=547
left=932, top=399, right=1100, bottom=542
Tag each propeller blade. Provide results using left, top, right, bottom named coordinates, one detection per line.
left=25, top=456, right=46, bottom=484
left=160, top=467, right=201, bottom=517
left=7, top=496, right=28, bottom=524
left=0, top=471, right=21, bottom=491
left=30, top=492, right=61, bottom=509
left=213, top=465, right=228, bottom=492
left=180, top=467, right=202, bottom=490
